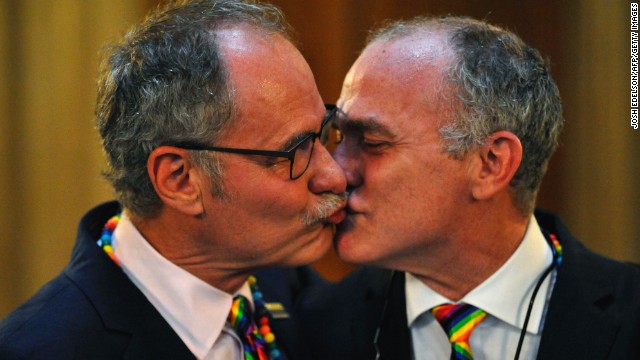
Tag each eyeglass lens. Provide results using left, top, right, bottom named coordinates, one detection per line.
left=290, top=106, right=337, bottom=179
left=291, top=137, right=316, bottom=179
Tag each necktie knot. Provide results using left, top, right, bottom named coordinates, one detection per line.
left=431, top=303, right=487, bottom=360
left=228, top=295, right=254, bottom=337
left=229, top=295, right=267, bottom=359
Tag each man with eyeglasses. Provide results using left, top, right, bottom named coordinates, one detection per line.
left=0, top=1, right=346, bottom=359
left=302, top=16, right=640, bottom=360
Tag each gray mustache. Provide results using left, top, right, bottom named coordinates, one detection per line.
left=302, top=193, right=347, bottom=226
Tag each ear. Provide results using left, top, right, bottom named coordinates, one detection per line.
left=468, top=131, right=522, bottom=201
left=147, top=146, right=204, bottom=216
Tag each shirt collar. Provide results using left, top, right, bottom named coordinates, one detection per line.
left=112, top=212, right=253, bottom=359
left=406, top=215, right=553, bottom=334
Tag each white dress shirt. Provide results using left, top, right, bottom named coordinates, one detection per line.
left=406, top=216, right=557, bottom=360
left=111, top=212, right=251, bottom=360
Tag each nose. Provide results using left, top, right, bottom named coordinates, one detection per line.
left=308, top=141, right=347, bottom=195
left=332, top=142, right=362, bottom=189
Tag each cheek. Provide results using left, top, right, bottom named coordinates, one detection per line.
left=249, top=185, right=312, bottom=224
left=366, top=156, right=466, bottom=215
left=221, top=178, right=308, bottom=231
left=362, top=156, right=416, bottom=200
left=251, top=198, right=299, bottom=227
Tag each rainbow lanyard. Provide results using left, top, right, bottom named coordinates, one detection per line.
left=96, top=213, right=284, bottom=360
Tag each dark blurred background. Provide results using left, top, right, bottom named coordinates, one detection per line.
left=1, top=0, right=638, bottom=317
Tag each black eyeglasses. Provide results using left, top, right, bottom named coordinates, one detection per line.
left=167, top=104, right=338, bottom=180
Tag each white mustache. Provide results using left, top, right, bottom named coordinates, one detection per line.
left=302, top=193, right=347, bottom=226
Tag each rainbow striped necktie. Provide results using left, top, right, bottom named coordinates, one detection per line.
left=228, top=295, right=268, bottom=360
left=431, top=303, right=487, bottom=360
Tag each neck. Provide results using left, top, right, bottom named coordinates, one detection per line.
left=131, top=210, right=251, bottom=294
left=411, top=204, right=529, bottom=302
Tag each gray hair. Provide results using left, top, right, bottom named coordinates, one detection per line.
left=368, top=16, right=564, bottom=215
left=96, top=0, right=291, bottom=218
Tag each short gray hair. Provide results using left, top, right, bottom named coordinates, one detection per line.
left=96, top=0, right=291, bottom=218
left=368, top=16, right=564, bottom=215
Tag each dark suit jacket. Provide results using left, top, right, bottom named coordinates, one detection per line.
left=301, top=209, right=640, bottom=360
left=0, top=201, right=320, bottom=359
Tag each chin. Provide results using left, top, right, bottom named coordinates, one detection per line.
left=283, top=230, right=333, bottom=266
left=333, top=229, right=372, bottom=265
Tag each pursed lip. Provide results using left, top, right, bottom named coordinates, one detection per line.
left=335, top=202, right=364, bottom=224
left=326, top=203, right=347, bottom=224
left=345, top=196, right=364, bottom=215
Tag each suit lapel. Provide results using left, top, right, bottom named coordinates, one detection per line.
left=120, top=309, right=195, bottom=359
left=536, top=211, right=621, bottom=360
left=376, top=271, right=412, bottom=360
left=255, top=267, right=305, bottom=360
left=538, top=274, right=618, bottom=359
left=66, top=202, right=194, bottom=359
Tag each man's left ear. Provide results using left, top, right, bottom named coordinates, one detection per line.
left=469, top=130, right=522, bottom=201
left=147, top=146, right=205, bottom=216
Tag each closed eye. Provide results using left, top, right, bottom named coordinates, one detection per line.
left=360, top=138, right=390, bottom=154
left=334, top=114, right=394, bottom=150
left=362, top=138, right=387, bottom=147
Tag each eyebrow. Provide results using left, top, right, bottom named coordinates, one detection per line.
left=279, top=111, right=329, bottom=151
left=280, top=131, right=314, bottom=151
left=336, top=115, right=395, bottom=138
